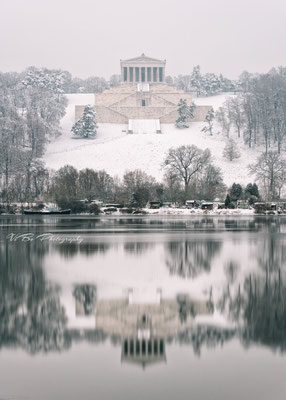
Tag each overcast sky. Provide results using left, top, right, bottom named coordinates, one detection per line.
left=0, top=0, right=285, bottom=79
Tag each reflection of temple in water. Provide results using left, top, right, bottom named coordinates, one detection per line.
left=122, top=335, right=166, bottom=368
left=72, top=286, right=211, bottom=368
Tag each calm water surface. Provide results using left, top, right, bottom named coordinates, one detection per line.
left=1, top=215, right=286, bottom=400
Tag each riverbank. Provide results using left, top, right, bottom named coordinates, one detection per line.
left=142, top=207, right=256, bottom=216
left=1, top=206, right=285, bottom=217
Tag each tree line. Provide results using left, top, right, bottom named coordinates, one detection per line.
left=2, top=65, right=286, bottom=206
left=3, top=141, right=285, bottom=210
left=216, top=67, right=286, bottom=153
left=0, top=68, right=67, bottom=205
left=168, top=65, right=237, bottom=96
left=0, top=143, right=228, bottom=210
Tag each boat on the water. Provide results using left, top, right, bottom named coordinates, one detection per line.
left=24, top=207, right=71, bottom=215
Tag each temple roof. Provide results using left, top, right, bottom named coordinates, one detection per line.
left=121, top=354, right=167, bottom=369
left=121, top=54, right=166, bottom=64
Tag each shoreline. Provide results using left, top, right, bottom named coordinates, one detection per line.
left=1, top=209, right=286, bottom=218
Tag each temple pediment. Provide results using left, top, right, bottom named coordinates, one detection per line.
left=121, top=54, right=166, bottom=83
left=122, top=54, right=165, bottom=65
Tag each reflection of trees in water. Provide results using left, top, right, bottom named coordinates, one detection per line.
left=224, top=261, right=240, bottom=284
left=54, top=217, right=102, bottom=231
left=0, top=242, right=70, bottom=353
left=242, top=271, right=286, bottom=351
left=55, top=241, right=111, bottom=258
left=69, top=329, right=107, bottom=344
left=176, top=326, right=235, bottom=356
left=257, top=236, right=286, bottom=273
left=0, top=242, right=110, bottom=354
left=165, top=239, right=222, bottom=278
left=253, top=216, right=286, bottom=234
left=73, top=284, right=97, bottom=315
left=220, top=269, right=286, bottom=352
left=124, top=241, right=155, bottom=255
left=0, top=238, right=50, bottom=266
left=55, top=240, right=155, bottom=258
left=55, top=242, right=79, bottom=258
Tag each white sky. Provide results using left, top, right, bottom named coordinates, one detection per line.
left=0, top=0, right=285, bottom=79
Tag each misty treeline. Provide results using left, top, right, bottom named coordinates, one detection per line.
left=216, top=67, right=286, bottom=153
left=0, top=144, right=228, bottom=207
left=0, top=67, right=119, bottom=95
left=1, top=64, right=237, bottom=98
left=168, top=65, right=237, bottom=96
left=1, top=142, right=283, bottom=208
left=0, top=68, right=68, bottom=204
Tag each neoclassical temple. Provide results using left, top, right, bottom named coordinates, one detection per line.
left=75, top=54, right=211, bottom=132
left=71, top=286, right=211, bottom=368
left=120, top=53, right=166, bottom=83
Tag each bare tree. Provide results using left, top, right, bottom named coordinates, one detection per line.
left=163, top=170, right=183, bottom=202
left=216, top=104, right=231, bottom=137
left=196, top=164, right=227, bottom=200
left=229, top=96, right=244, bottom=138
left=248, top=151, right=286, bottom=200
left=163, top=145, right=211, bottom=192
left=201, top=108, right=215, bottom=135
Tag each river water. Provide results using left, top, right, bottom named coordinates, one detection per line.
left=1, top=215, right=286, bottom=400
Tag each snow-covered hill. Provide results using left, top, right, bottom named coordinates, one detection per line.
left=43, top=93, right=260, bottom=185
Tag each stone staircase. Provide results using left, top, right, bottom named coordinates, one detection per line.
left=128, top=119, right=161, bottom=134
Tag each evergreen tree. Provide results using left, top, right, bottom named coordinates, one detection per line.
left=245, top=183, right=258, bottom=197
left=175, top=99, right=196, bottom=128
left=71, top=105, right=98, bottom=138
left=201, top=73, right=221, bottom=96
left=190, top=65, right=202, bottom=96
left=223, top=138, right=241, bottom=161
left=22, top=67, right=71, bottom=94
left=229, top=183, right=243, bottom=202
left=225, top=194, right=231, bottom=208
left=252, top=183, right=259, bottom=198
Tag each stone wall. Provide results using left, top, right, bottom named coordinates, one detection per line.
left=96, top=106, right=128, bottom=123
left=110, top=106, right=175, bottom=120
left=160, top=105, right=212, bottom=123
left=75, top=83, right=212, bottom=124
left=75, top=104, right=212, bottom=124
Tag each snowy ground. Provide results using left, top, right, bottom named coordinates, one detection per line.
left=143, top=207, right=255, bottom=216
left=99, top=207, right=256, bottom=216
left=43, top=93, right=261, bottom=186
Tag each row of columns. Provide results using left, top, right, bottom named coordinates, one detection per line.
left=123, top=66, right=164, bottom=83
left=123, top=338, right=164, bottom=357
